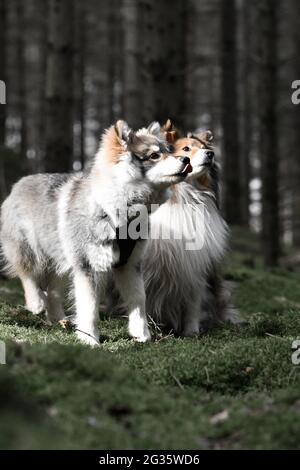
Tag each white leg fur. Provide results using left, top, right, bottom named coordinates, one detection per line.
left=74, top=270, right=100, bottom=347
left=114, top=267, right=151, bottom=342
left=21, top=275, right=47, bottom=315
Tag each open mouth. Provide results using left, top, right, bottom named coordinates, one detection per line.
left=173, top=163, right=193, bottom=177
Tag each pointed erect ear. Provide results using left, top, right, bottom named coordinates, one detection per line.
left=114, top=120, right=133, bottom=143
left=198, top=130, right=213, bottom=142
left=162, top=119, right=180, bottom=143
left=188, top=130, right=214, bottom=147
left=162, top=119, right=174, bottom=132
left=188, top=130, right=213, bottom=142
left=147, top=121, right=161, bottom=136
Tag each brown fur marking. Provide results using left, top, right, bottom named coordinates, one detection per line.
left=100, top=126, right=125, bottom=165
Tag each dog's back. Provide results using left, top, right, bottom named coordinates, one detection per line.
left=0, top=173, right=71, bottom=278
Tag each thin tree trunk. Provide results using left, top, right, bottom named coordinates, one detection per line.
left=276, top=1, right=294, bottom=247
left=0, top=0, right=6, bottom=147
left=84, top=0, right=111, bottom=156
left=24, top=0, right=48, bottom=173
left=122, top=0, right=141, bottom=129
left=79, top=19, right=85, bottom=169
left=221, top=0, right=242, bottom=225
left=290, top=0, right=300, bottom=247
left=74, top=0, right=86, bottom=169
left=185, top=0, right=221, bottom=132
left=16, top=0, right=27, bottom=162
left=256, top=0, right=279, bottom=266
left=99, top=1, right=112, bottom=129
left=45, top=0, right=74, bottom=173
left=0, top=0, right=7, bottom=199
left=238, top=0, right=251, bottom=226
left=108, top=0, right=123, bottom=122
left=37, top=4, right=48, bottom=172
left=138, top=0, right=186, bottom=128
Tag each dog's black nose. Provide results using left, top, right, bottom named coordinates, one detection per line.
left=205, top=151, right=214, bottom=160
left=179, top=156, right=190, bottom=164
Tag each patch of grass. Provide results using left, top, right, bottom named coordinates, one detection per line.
left=0, top=367, right=69, bottom=449
left=2, top=342, right=300, bottom=450
left=1, top=234, right=300, bottom=449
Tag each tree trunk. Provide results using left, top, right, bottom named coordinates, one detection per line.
left=24, top=0, right=48, bottom=173
left=84, top=0, right=111, bottom=156
left=185, top=0, right=221, bottom=133
left=73, top=0, right=86, bottom=169
left=16, top=0, right=27, bottom=162
left=0, top=0, right=6, bottom=147
left=289, top=0, right=300, bottom=248
left=138, top=0, right=186, bottom=128
left=237, top=0, right=252, bottom=227
left=256, top=0, right=279, bottom=266
left=37, top=5, right=48, bottom=172
left=122, top=0, right=141, bottom=129
left=45, top=0, right=74, bottom=173
left=78, top=13, right=85, bottom=169
left=108, top=0, right=123, bottom=122
left=0, top=0, right=7, bottom=199
left=276, top=1, right=294, bottom=247
left=221, top=0, right=242, bottom=225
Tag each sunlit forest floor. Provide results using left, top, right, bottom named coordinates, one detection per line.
left=1, top=229, right=300, bottom=449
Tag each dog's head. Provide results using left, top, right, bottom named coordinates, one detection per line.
left=97, top=120, right=192, bottom=188
left=173, top=131, right=215, bottom=179
left=163, top=120, right=214, bottom=179
left=163, top=120, right=220, bottom=204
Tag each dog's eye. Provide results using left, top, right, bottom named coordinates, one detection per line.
left=150, top=152, right=161, bottom=160
left=182, top=146, right=191, bottom=152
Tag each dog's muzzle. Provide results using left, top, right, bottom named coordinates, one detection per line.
left=203, top=150, right=215, bottom=166
left=177, top=156, right=193, bottom=176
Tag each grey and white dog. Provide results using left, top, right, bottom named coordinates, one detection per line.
left=0, top=120, right=191, bottom=346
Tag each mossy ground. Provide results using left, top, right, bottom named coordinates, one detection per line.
left=1, top=230, right=300, bottom=449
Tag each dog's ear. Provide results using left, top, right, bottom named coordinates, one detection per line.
left=162, top=119, right=174, bottom=132
left=188, top=130, right=214, bottom=148
left=188, top=130, right=213, bottom=142
left=147, top=121, right=161, bottom=136
left=115, top=120, right=133, bottom=144
left=198, top=130, right=213, bottom=143
left=162, top=119, right=180, bottom=143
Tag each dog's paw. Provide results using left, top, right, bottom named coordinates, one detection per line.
left=182, top=318, right=202, bottom=337
left=182, top=327, right=200, bottom=337
left=26, top=297, right=47, bottom=315
left=133, top=330, right=152, bottom=343
left=129, top=318, right=151, bottom=342
left=76, top=330, right=100, bottom=347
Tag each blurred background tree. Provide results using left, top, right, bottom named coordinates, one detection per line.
left=0, top=0, right=299, bottom=267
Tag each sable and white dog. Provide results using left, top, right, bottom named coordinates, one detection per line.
left=143, top=121, right=241, bottom=336
left=0, top=120, right=192, bottom=346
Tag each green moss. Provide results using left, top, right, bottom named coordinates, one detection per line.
left=1, top=231, right=300, bottom=449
